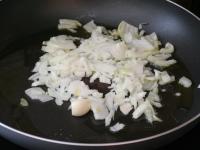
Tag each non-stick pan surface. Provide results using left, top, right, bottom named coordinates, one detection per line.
left=0, top=0, right=199, bottom=149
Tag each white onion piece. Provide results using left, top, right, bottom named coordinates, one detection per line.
left=105, top=109, right=115, bottom=126
left=132, top=100, right=149, bottom=119
left=20, top=98, right=29, bottom=107
left=178, top=76, right=192, bottom=88
left=160, top=42, right=174, bottom=54
left=71, top=99, right=91, bottom=117
left=58, top=19, right=81, bottom=31
left=25, top=87, right=53, bottom=102
left=175, top=92, right=181, bottom=97
left=120, top=103, right=133, bottom=115
left=83, top=20, right=97, bottom=33
left=90, top=100, right=109, bottom=120
left=110, top=122, right=125, bottom=132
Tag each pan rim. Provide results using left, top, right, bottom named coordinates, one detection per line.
left=0, top=114, right=199, bottom=146
left=0, top=0, right=200, bottom=147
left=166, top=0, right=200, bottom=21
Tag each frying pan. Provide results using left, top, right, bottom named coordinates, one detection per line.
left=0, top=0, right=199, bottom=149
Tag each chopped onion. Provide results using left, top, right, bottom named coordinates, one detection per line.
left=83, top=20, right=97, bottom=33
left=175, top=92, right=181, bottom=97
left=71, top=99, right=91, bottom=117
left=58, top=19, right=81, bottom=32
left=118, top=21, right=139, bottom=42
left=25, top=19, right=192, bottom=129
left=20, top=98, right=29, bottom=107
left=120, top=103, right=133, bottom=115
left=25, top=87, right=53, bottom=102
left=109, top=122, right=125, bottom=132
left=178, top=76, right=192, bottom=88
left=132, top=100, right=149, bottom=119
left=90, top=100, right=109, bottom=120
left=160, top=43, right=174, bottom=54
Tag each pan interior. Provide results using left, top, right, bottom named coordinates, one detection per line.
left=0, top=0, right=199, bottom=144
left=0, top=26, right=194, bottom=143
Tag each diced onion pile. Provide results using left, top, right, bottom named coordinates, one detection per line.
left=25, top=19, right=192, bottom=132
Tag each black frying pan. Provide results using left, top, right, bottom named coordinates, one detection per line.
left=0, top=0, right=199, bottom=149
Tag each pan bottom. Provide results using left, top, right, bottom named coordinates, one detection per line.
left=0, top=27, right=194, bottom=143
